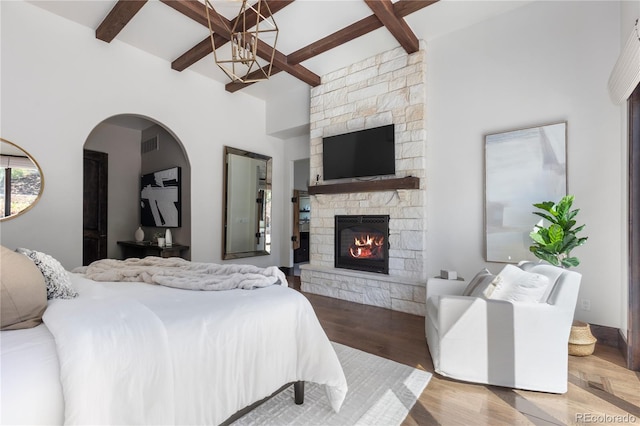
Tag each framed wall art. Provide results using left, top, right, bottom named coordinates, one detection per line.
left=485, top=122, right=567, bottom=263
left=140, top=166, right=181, bottom=228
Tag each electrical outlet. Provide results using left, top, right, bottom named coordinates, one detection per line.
left=581, top=299, right=591, bottom=311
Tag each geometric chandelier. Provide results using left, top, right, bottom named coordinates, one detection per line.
left=204, top=0, right=279, bottom=83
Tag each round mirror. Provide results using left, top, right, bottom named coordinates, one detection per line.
left=0, top=138, right=44, bottom=221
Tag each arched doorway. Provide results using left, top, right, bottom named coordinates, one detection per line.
left=82, top=114, right=191, bottom=264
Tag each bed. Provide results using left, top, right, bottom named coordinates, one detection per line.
left=0, top=249, right=347, bottom=425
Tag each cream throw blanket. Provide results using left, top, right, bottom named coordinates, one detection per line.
left=81, top=257, right=287, bottom=290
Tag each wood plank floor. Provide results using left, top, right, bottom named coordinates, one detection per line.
left=288, top=277, right=640, bottom=425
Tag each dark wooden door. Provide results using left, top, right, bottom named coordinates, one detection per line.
left=292, top=189, right=300, bottom=250
left=83, top=149, right=108, bottom=266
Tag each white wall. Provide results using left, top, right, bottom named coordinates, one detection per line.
left=426, top=1, right=623, bottom=327
left=294, top=159, right=310, bottom=191
left=266, top=85, right=310, bottom=138
left=0, top=1, right=285, bottom=269
left=84, top=122, right=141, bottom=259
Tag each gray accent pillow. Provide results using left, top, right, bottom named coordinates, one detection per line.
left=16, top=248, right=78, bottom=299
left=462, top=268, right=494, bottom=296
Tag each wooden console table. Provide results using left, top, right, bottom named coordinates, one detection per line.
left=117, top=241, right=189, bottom=259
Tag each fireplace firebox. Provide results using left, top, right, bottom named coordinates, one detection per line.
left=334, top=215, right=390, bottom=274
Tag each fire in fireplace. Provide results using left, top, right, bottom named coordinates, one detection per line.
left=335, top=215, right=389, bottom=274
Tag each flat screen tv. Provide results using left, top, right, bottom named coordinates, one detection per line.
left=322, top=124, right=395, bottom=180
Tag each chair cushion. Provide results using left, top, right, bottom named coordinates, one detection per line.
left=0, top=245, right=47, bottom=330
left=486, top=264, right=550, bottom=303
left=426, top=296, right=440, bottom=332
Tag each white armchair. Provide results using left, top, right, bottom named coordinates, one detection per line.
left=425, top=262, right=581, bottom=393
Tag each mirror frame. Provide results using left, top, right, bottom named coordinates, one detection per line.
left=222, top=146, right=272, bottom=260
left=0, top=138, right=45, bottom=221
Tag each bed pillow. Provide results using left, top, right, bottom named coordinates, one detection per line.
left=462, top=268, right=495, bottom=297
left=486, top=264, right=550, bottom=303
left=15, top=248, right=78, bottom=300
left=1, top=245, right=48, bottom=330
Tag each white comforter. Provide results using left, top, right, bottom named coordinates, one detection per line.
left=41, top=273, right=347, bottom=425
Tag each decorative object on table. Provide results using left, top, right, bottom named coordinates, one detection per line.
left=484, top=122, right=567, bottom=263
left=165, top=228, right=172, bottom=247
left=134, top=226, right=144, bottom=242
left=157, top=237, right=165, bottom=248
left=140, top=167, right=181, bottom=228
left=529, top=195, right=588, bottom=268
left=440, top=270, right=457, bottom=280
left=568, top=320, right=597, bottom=356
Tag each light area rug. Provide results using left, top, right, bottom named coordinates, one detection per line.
left=232, top=342, right=432, bottom=426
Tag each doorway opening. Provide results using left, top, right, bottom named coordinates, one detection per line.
left=293, top=158, right=310, bottom=276
left=83, top=114, right=191, bottom=264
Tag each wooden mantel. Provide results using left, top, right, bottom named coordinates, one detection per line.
left=307, top=176, right=420, bottom=195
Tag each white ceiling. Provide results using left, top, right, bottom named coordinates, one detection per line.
left=28, top=0, right=533, bottom=102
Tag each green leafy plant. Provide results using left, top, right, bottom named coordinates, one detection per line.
left=529, top=195, right=588, bottom=268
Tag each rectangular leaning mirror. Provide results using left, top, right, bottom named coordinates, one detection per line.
left=222, top=146, right=272, bottom=260
left=485, top=122, right=567, bottom=263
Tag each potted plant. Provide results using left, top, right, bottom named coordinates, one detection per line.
left=529, top=195, right=588, bottom=268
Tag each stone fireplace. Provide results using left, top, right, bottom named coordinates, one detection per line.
left=300, top=43, right=427, bottom=316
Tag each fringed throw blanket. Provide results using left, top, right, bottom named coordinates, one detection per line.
left=81, top=257, right=287, bottom=290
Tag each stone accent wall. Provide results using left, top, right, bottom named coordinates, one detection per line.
left=301, top=44, right=427, bottom=316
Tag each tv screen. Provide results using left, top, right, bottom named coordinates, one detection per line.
left=322, top=124, right=395, bottom=180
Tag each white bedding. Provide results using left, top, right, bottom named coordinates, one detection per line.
left=0, top=323, right=64, bottom=425
left=1, top=272, right=347, bottom=425
left=80, top=257, right=288, bottom=290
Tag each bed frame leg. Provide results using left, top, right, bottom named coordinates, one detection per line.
left=294, top=381, right=304, bottom=405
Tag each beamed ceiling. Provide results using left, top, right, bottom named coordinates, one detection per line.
left=29, top=0, right=534, bottom=101
left=96, top=0, right=436, bottom=93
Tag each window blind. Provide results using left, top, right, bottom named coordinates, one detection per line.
left=609, top=19, right=640, bottom=104
left=0, top=155, right=37, bottom=169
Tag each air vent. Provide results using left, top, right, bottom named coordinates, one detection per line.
left=141, top=136, right=159, bottom=154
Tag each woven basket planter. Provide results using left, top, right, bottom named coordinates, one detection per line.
left=568, top=320, right=597, bottom=356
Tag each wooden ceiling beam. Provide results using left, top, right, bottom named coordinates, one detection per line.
left=287, top=0, right=437, bottom=65
left=172, top=36, right=219, bottom=72
left=226, top=67, right=284, bottom=93
left=96, top=0, right=147, bottom=43
left=239, top=0, right=293, bottom=29
left=393, top=0, right=440, bottom=17
left=287, top=15, right=380, bottom=65
left=160, top=0, right=209, bottom=26
left=364, top=0, right=419, bottom=53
